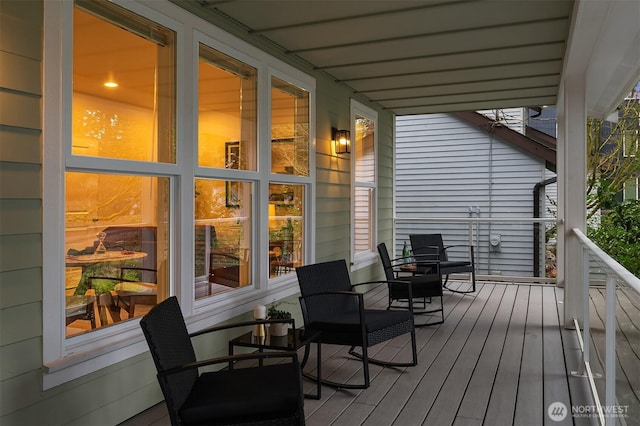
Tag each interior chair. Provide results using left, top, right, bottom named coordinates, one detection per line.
left=409, top=233, right=476, bottom=294
left=295, top=259, right=417, bottom=390
left=377, top=242, right=444, bottom=326
left=208, top=251, right=240, bottom=288
left=140, top=296, right=305, bottom=426
left=88, top=267, right=157, bottom=324
left=114, top=266, right=158, bottom=319
left=65, top=291, right=97, bottom=329
left=270, top=240, right=301, bottom=276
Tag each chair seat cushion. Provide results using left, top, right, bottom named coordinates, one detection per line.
left=418, top=260, right=472, bottom=274
left=310, top=308, right=413, bottom=336
left=178, top=363, right=301, bottom=425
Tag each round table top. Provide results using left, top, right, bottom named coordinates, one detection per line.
left=65, top=251, right=147, bottom=267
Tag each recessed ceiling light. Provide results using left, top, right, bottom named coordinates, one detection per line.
left=104, top=81, right=118, bottom=88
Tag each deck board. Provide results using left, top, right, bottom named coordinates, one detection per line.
left=483, top=285, right=530, bottom=426
left=423, top=284, right=507, bottom=425
left=542, top=286, right=573, bottom=426
left=121, top=282, right=630, bottom=426
left=392, top=284, right=496, bottom=425
left=514, top=285, right=544, bottom=425
left=455, top=284, right=518, bottom=421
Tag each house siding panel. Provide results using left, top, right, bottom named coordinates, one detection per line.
left=0, top=1, right=46, bottom=423
left=0, top=128, right=41, bottom=164
left=396, top=113, right=548, bottom=276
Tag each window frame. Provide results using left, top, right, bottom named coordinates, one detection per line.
left=42, top=0, right=315, bottom=389
left=350, top=100, right=378, bottom=270
left=623, top=177, right=639, bottom=200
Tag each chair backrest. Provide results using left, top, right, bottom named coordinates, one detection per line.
left=120, top=266, right=157, bottom=284
left=295, top=259, right=358, bottom=323
left=377, top=243, right=396, bottom=282
left=139, top=296, right=198, bottom=418
left=410, top=233, right=447, bottom=261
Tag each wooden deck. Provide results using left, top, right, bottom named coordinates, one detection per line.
left=122, top=281, right=605, bottom=426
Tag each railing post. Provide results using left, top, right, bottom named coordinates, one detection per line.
left=605, top=275, right=616, bottom=426
left=582, top=247, right=591, bottom=367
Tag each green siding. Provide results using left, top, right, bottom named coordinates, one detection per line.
left=0, top=0, right=47, bottom=424
left=0, top=1, right=396, bottom=424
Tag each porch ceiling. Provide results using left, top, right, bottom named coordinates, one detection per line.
left=183, top=0, right=574, bottom=115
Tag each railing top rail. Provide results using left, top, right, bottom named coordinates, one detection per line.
left=572, top=228, right=640, bottom=294
left=395, top=217, right=557, bottom=224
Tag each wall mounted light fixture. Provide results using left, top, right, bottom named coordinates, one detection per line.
left=332, top=127, right=351, bottom=154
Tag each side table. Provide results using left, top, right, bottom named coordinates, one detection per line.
left=229, top=328, right=322, bottom=399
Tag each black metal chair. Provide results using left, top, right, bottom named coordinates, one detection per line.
left=140, top=296, right=305, bottom=426
left=410, top=233, right=476, bottom=294
left=377, top=243, right=444, bottom=326
left=295, top=259, right=417, bottom=390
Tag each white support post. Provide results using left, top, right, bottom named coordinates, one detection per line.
left=559, top=74, right=587, bottom=328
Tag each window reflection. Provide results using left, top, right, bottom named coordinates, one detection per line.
left=198, top=44, right=257, bottom=170
left=64, top=172, right=169, bottom=337
left=271, top=77, right=309, bottom=176
left=269, top=184, right=304, bottom=277
left=194, top=178, right=252, bottom=298
left=72, top=5, right=175, bottom=163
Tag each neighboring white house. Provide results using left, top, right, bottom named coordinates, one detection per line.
left=395, top=109, right=557, bottom=278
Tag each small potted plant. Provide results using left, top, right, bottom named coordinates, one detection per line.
left=267, top=301, right=292, bottom=336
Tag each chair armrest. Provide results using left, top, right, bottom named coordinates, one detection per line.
left=443, top=245, right=475, bottom=263
left=352, top=280, right=414, bottom=313
left=158, top=351, right=300, bottom=378
left=351, top=280, right=410, bottom=288
left=190, top=318, right=296, bottom=338
left=390, top=256, right=439, bottom=268
left=444, top=244, right=473, bottom=250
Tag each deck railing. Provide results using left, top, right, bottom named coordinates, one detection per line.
left=572, top=228, right=640, bottom=426
left=395, top=216, right=557, bottom=282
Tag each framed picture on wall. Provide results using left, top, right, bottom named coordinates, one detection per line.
left=225, top=141, right=240, bottom=208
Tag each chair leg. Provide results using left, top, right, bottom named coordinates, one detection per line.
left=443, top=272, right=476, bottom=294
left=302, top=343, right=371, bottom=390
left=413, top=297, right=444, bottom=327
left=348, top=340, right=417, bottom=368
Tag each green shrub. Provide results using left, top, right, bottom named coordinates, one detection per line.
left=588, top=200, right=640, bottom=278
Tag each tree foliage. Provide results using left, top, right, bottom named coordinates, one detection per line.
left=586, top=94, right=640, bottom=217
left=588, top=200, right=640, bottom=277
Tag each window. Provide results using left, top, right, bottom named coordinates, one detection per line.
left=268, top=76, right=311, bottom=278
left=194, top=179, right=253, bottom=298
left=63, top=2, right=175, bottom=337
left=268, top=183, right=305, bottom=278
left=72, top=2, right=175, bottom=163
left=351, top=101, right=378, bottom=268
left=43, top=0, right=315, bottom=388
left=65, top=173, right=170, bottom=336
left=622, top=108, right=639, bottom=157
left=623, top=178, right=639, bottom=200
left=196, top=44, right=258, bottom=299
left=198, top=44, right=257, bottom=170
left=271, top=77, right=310, bottom=176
